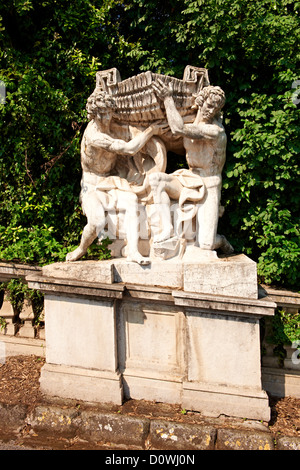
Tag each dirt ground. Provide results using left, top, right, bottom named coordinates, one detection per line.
left=0, top=355, right=299, bottom=439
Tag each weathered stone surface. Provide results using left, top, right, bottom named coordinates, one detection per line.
left=0, top=335, right=45, bottom=357
left=40, top=364, right=123, bottom=406
left=28, top=405, right=79, bottom=437
left=149, top=420, right=216, bottom=450
left=216, top=428, right=274, bottom=450
left=44, top=294, right=118, bottom=371
left=183, top=253, right=258, bottom=299
left=173, top=290, right=276, bottom=317
left=184, top=311, right=262, bottom=388
left=262, top=367, right=300, bottom=399
left=0, top=262, right=41, bottom=282
left=276, top=435, right=300, bottom=450
left=27, top=274, right=124, bottom=300
left=42, top=258, right=184, bottom=290
left=39, top=253, right=259, bottom=299
left=78, top=411, right=149, bottom=448
left=42, top=260, right=114, bottom=284
left=118, top=298, right=185, bottom=404
left=113, top=258, right=183, bottom=289
left=0, top=402, right=28, bottom=429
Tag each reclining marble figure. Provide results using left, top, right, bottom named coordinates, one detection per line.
left=66, top=66, right=233, bottom=264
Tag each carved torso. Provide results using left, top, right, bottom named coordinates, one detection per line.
left=81, top=122, right=117, bottom=176
left=184, top=124, right=227, bottom=177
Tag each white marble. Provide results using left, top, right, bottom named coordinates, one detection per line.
left=44, top=294, right=118, bottom=372
left=41, top=252, right=258, bottom=299
left=183, top=251, right=258, bottom=299
left=66, top=66, right=234, bottom=265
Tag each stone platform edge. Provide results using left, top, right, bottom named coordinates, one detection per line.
left=0, top=399, right=299, bottom=450
left=40, top=253, right=259, bottom=300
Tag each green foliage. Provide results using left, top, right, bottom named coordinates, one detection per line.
left=0, top=316, right=7, bottom=331
left=225, top=70, right=299, bottom=287
left=0, top=187, right=77, bottom=263
left=0, top=0, right=117, bottom=264
left=0, top=0, right=299, bottom=288
left=267, top=308, right=300, bottom=348
left=0, top=278, right=43, bottom=318
left=82, top=237, right=112, bottom=261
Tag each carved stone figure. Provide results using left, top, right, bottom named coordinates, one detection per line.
left=149, top=80, right=233, bottom=257
left=66, top=66, right=233, bottom=264
left=66, top=87, right=167, bottom=265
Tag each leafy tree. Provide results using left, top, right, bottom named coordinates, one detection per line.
left=0, top=0, right=299, bottom=289
left=0, top=0, right=121, bottom=263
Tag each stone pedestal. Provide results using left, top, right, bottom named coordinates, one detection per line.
left=173, top=291, right=272, bottom=419
left=37, top=285, right=124, bottom=405
left=41, top=252, right=258, bottom=299
left=27, top=255, right=276, bottom=421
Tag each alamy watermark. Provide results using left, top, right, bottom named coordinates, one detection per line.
left=291, top=341, right=300, bottom=366
left=0, top=80, right=6, bottom=105
left=89, top=202, right=197, bottom=242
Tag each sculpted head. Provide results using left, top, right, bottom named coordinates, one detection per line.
left=194, top=86, right=225, bottom=121
left=86, top=88, right=116, bottom=121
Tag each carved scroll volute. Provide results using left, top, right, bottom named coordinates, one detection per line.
left=183, top=65, right=210, bottom=94
left=96, top=68, right=122, bottom=93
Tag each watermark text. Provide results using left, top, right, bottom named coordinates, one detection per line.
left=0, top=81, right=6, bottom=105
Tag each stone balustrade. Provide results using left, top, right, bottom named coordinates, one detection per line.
left=0, top=263, right=45, bottom=356
left=259, top=285, right=300, bottom=398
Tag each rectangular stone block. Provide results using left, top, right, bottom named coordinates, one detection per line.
left=29, top=405, right=79, bottom=437
left=44, top=294, right=118, bottom=372
left=40, top=363, right=123, bottom=405
left=78, top=411, right=149, bottom=448
left=183, top=254, right=258, bottom=299
left=0, top=335, right=45, bottom=357
left=149, top=420, right=216, bottom=450
left=185, top=310, right=262, bottom=388
left=216, top=428, right=274, bottom=450
left=42, top=260, right=114, bottom=284
left=118, top=301, right=185, bottom=373
left=123, top=373, right=183, bottom=404
left=262, top=367, right=300, bottom=399
left=118, top=300, right=185, bottom=403
left=113, top=259, right=183, bottom=289
left=180, top=298, right=272, bottom=421
left=182, top=382, right=271, bottom=422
